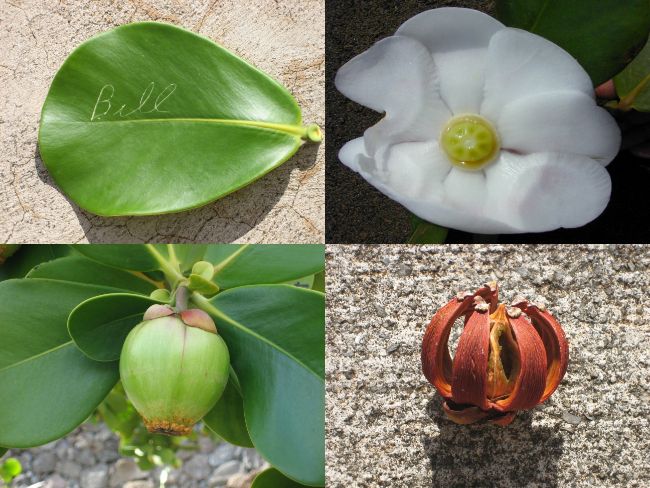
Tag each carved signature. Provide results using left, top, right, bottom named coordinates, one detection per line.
left=90, top=82, right=177, bottom=121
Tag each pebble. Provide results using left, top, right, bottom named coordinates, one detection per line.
left=208, top=460, right=243, bottom=486
left=32, top=452, right=57, bottom=474
left=109, top=458, right=147, bottom=487
left=8, top=422, right=265, bottom=488
left=182, top=454, right=211, bottom=480
left=80, top=465, right=108, bottom=488
left=562, top=412, right=583, bottom=425
left=374, top=303, right=387, bottom=317
left=386, top=343, right=400, bottom=354
left=395, top=263, right=412, bottom=276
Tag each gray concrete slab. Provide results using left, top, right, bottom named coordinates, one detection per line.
left=326, top=244, right=650, bottom=487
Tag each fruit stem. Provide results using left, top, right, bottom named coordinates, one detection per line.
left=174, top=286, right=190, bottom=312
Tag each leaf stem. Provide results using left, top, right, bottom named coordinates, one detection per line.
left=174, top=286, right=190, bottom=312
left=616, top=74, right=650, bottom=111
left=144, top=244, right=184, bottom=286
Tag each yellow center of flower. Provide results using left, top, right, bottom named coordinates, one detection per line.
left=440, top=114, right=499, bottom=170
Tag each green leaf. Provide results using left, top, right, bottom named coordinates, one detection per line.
left=188, top=273, right=220, bottom=296
left=496, top=0, right=650, bottom=85
left=173, top=246, right=208, bottom=272
left=28, top=256, right=157, bottom=295
left=0, top=457, right=21, bottom=484
left=0, top=279, right=121, bottom=447
left=408, top=215, right=448, bottom=244
left=251, top=467, right=309, bottom=488
left=68, top=293, right=161, bottom=361
left=206, top=244, right=325, bottom=290
left=312, top=271, right=325, bottom=293
left=203, top=369, right=253, bottom=447
left=0, top=245, right=72, bottom=281
left=615, top=36, right=650, bottom=111
left=38, top=22, right=319, bottom=217
left=97, top=386, right=140, bottom=437
left=197, top=285, right=324, bottom=486
left=72, top=245, right=161, bottom=271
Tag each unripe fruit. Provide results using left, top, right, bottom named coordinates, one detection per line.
left=120, top=304, right=230, bottom=435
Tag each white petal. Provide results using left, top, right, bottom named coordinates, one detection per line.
left=335, top=35, right=451, bottom=156
left=484, top=151, right=611, bottom=232
left=339, top=137, right=367, bottom=173
left=383, top=141, right=452, bottom=196
left=481, top=28, right=594, bottom=121
left=397, top=8, right=504, bottom=114
left=442, top=168, right=487, bottom=212
left=497, top=91, right=621, bottom=165
left=351, top=147, right=519, bottom=234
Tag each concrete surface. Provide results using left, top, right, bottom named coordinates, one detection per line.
left=325, top=0, right=650, bottom=243
left=0, top=0, right=323, bottom=243
left=326, top=245, right=650, bottom=487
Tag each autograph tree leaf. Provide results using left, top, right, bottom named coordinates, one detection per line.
left=203, top=369, right=253, bottom=448
left=496, top=0, right=650, bottom=85
left=68, top=293, right=162, bottom=361
left=0, top=245, right=72, bottom=281
left=206, top=244, right=325, bottom=290
left=196, top=285, right=325, bottom=486
left=251, top=468, right=309, bottom=488
left=615, top=36, right=650, bottom=112
left=39, top=22, right=320, bottom=216
left=0, top=279, right=122, bottom=447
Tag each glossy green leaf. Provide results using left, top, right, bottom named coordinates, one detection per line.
left=615, top=36, right=650, bottom=111
left=68, top=293, right=161, bottom=361
left=496, top=0, right=650, bottom=85
left=203, top=369, right=253, bottom=447
left=173, top=246, right=208, bottom=272
left=0, top=245, right=72, bottom=281
left=72, top=245, right=162, bottom=271
left=197, top=285, right=325, bottom=486
left=206, top=244, right=325, bottom=290
left=252, top=467, right=309, bottom=488
left=28, top=256, right=157, bottom=295
left=39, top=22, right=319, bottom=216
left=312, top=271, right=325, bottom=293
left=408, top=215, right=448, bottom=244
left=0, top=279, right=121, bottom=447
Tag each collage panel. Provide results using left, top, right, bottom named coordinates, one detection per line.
left=326, top=0, right=650, bottom=243
left=2, top=0, right=650, bottom=487
left=326, top=244, right=650, bottom=486
left=2, top=0, right=324, bottom=244
left=0, top=244, right=325, bottom=487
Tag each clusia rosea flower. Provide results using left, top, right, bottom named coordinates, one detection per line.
left=421, top=283, right=568, bottom=425
left=335, top=8, right=621, bottom=233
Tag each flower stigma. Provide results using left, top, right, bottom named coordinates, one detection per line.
left=440, top=114, right=500, bottom=170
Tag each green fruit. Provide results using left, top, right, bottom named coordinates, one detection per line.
left=120, top=304, right=230, bottom=436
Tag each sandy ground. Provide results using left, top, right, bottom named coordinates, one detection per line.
left=326, top=245, right=650, bottom=487
left=0, top=0, right=324, bottom=243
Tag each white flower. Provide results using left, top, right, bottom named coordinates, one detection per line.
left=335, top=7, right=621, bottom=234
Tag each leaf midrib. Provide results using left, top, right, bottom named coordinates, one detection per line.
left=529, top=0, right=552, bottom=32
left=0, top=342, right=72, bottom=374
left=50, top=118, right=307, bottom=138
